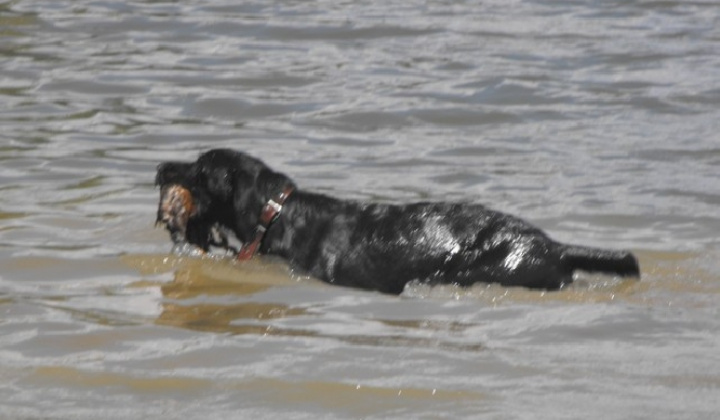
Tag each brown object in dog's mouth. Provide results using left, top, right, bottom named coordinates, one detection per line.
left=156, top=184, right=196, bottom=242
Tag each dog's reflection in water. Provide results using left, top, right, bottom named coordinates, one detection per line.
left=153, top=258, right=310, bottom=336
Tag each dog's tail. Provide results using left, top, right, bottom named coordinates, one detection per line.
left=559, top=244, right=640, bottom=278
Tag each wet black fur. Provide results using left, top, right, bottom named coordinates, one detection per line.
left=156, top=149, right=640, bottom=294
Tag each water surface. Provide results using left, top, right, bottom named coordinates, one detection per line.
left=1, top=0, right=719, bottom=418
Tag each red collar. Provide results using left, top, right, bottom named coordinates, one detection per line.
left=237, top=186, right=294, bottom=261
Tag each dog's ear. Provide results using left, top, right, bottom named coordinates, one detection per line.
left=227, top=168, right=295, bottom=242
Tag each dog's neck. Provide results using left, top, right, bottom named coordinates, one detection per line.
left=259, top=189, right=349, bottom=260
left=236, top=186, right=294, bottom=260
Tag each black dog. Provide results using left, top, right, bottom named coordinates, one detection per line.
left=155, top=149, right=639, bottom=294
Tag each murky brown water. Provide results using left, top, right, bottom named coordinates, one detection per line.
left=1, top=0, right=719, bottom=418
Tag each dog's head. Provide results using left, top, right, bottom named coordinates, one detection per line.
left=155, top=149, right=295, bottom=252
